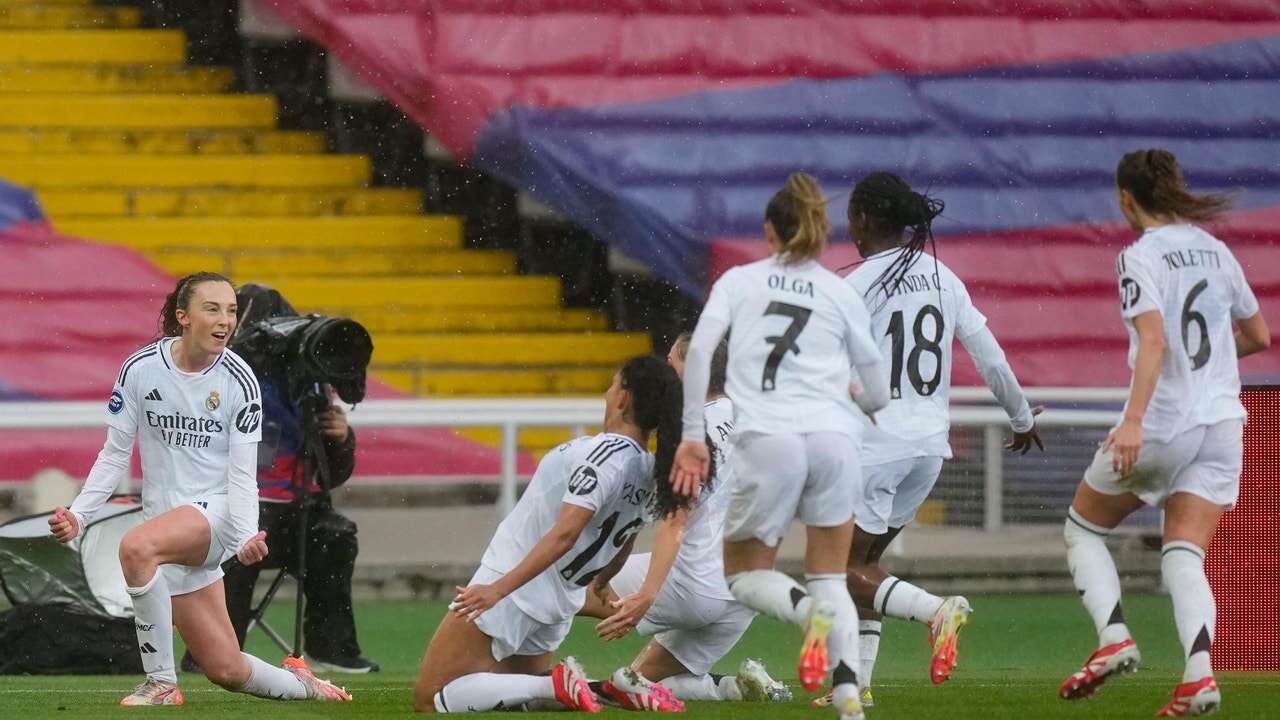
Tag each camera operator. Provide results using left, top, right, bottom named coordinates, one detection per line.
left=181, top=284, right=378, bottom=674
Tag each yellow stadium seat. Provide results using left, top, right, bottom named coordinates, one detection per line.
left=151, top=248, right=515, bottom=278
left=0, top=129, right=325, bottom=155
left=372, top=333, right=650, bottom=366
left=257, top=277, right=562, bottom=310
left=0, top=31, right=185, bottom=64
left=345, top=308, right=607, bottom=334
left=0, top=95, right=276, bottom=129
left=376, top=368, right=618, bottom=396
left=56, top=216, right=462, bottom=252
left=0, top=5, right=140, bottom=30
left=1, top=154, right=368, bottom=188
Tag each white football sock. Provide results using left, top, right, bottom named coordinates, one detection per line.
left=435, top=673, right=555, bottom=712
left=859, top=619, right=882, bottom=690
left=727, top=570, right=812, bottom=627
left=661, top=673, right=725, bottom=701
left=873, top=575, right=943, bottom=624
left=1162, top=541, right=1215, bottom=682
left=126, top=571, right=177, bottom=685
left=236, top=653, right=306, bottom=700
left=1064, top=508, right=1131, bottom=646
left=807, top=573, right=861, bottom=705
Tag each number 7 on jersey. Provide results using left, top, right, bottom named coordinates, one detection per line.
left=761, top=301, right=812, bottom=391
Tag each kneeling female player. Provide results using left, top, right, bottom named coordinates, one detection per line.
left=412, top=355, right=697, bottom=713
left=50, top=272, right=349, bottom=706
left=580, top=334, right=791, bottom=705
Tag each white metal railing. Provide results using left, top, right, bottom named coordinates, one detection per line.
left=0, top=389, right=1124, bottom=530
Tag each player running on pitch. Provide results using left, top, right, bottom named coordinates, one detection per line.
left=672, top=172, right=890, bottom=720
left=50, top=272, right=350, bottom=706
left=823, top=172, right=1043, bottom=706
left=1059, top=149, right=1270, bottom=716
left=581, top=334, right=791, bottom=705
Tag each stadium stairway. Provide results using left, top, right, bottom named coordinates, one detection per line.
left=0, top=1, right=643, bottom=455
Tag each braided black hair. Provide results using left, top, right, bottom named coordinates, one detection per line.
left=846, top=172, right=945, bottom=312
left=619, top=355, right=713, bottom=518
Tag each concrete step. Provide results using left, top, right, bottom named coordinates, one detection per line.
left=0, top=94, right=276, bottom=128
left=58, top=216, right=461, bottom=252
left=7, top=154, right=368, bottom=188
left=0, top=30, right=185, bottom=64
left=42, top=188, right=417, bottom=218
left=0, top=128, right=323, bottom=155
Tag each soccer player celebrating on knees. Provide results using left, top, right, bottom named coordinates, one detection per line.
left=672, top=173, right=890, bottom=720
left=412, top=356, right=695, bottom=714
left=831, top=173, right=1044, bottom=702
left=579, top=334, right=791, bottom=705
left=48, top=272, right=351, bottom=706
left=1059, top=149, right=1270, bottom=716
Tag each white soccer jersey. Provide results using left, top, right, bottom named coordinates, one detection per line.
left=1115, top=224, right=1259, bottom=442
left=665, top=397, right=737, bottom=601
left=103, top=338, right=262, bottom=520
left=846, top=249, right=988, bottom=462
left=480, top=432, right=654, bottom=625
left=686, top=256, right=882, bottom=439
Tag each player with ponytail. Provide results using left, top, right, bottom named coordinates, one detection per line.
left=50, top=272, right=350, bottom=706
left=673, top=172, right=890, bottom=720
left=414, top=355, right=700, bottom=714
left=835, top=173, right=1042, bottom=704
left=1060, top=149, right=1270, bottom=715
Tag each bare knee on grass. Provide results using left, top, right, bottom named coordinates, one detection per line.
left=631, top=641, right=689, bottom=682
left=413, top=611, right=500, bottom=712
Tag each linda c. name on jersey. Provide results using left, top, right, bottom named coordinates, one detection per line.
left=145, top=409, right=223, bottom=449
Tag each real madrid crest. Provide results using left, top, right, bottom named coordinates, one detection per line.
left=206, top=390, right=221, bottom=411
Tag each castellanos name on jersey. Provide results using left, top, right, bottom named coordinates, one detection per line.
left=107, top=338, right=262, bottom=518
left=481, top=432, right=653, bottom=625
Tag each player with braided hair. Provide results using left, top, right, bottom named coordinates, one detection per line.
left=825, top=172, right=1043, bottom=706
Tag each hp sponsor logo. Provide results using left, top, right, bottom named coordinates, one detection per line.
left=108, top=389, right=125, bottom=415
left=567, top=465, right=599, bottom=496
left=1120, top=278, right=1142, bottom=311
left=235, top=402, right=262, bottom=434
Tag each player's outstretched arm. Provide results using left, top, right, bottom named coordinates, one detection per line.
left=598, top=509, right=688, bottom=640
left=452, top=503, right=593, bottom=621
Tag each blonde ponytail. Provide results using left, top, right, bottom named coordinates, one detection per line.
left=766, top=172, right=830, bottom=265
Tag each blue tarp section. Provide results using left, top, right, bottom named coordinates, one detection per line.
left=472, top=36, right=1280, bottom=294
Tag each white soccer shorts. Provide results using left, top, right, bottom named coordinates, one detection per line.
left=723, top=431, right=860, bottom=547
left=467, top=565, right=573, bottom=662
left=1083, top=419, right=1243, bottom=509
left=854, top=455, right=945, bottom=535
left=610, top=553, right=755, bottom=676
left=160, top=495, right=236, bottom=596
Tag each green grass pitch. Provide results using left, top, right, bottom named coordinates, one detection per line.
left=1, top=595, right=1275, bottom=718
